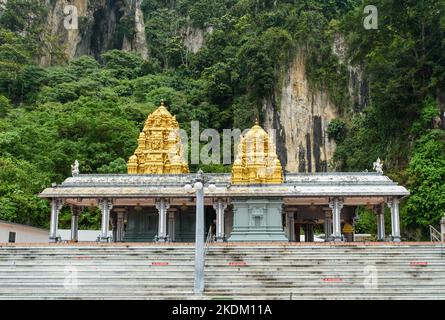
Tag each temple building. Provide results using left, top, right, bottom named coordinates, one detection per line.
left=39, top=102, right=409, bottom=243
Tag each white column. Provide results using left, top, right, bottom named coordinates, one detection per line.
left=375, top=204, right=385, bottom=241
left=49, top=199, right=63, bottom=242
left=329, top=197, right=343, bottom=242
left=168, top=208, right=176, bottom=242
left=155, top=198, right=169, bottom=242
left=387, top=197, right=401, bottom=242
left=213, top=199, right=227, bottom=242
left=194, top=183, right=205, bottom=293
left=70, top=206, right=80, bottom=242
left=99, top=199, right=113, bottom=242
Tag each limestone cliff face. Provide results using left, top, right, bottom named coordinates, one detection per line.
left=182, top=25, right=213, bottom=54
left=263, top=37, right=371, bottom=173
left=332, top=34, right=369, bottom=112
left=121, top=0, right=148, bottom=59
left=42, top=0, right=148, bottom=65
left=263, top=52, right=338, bottom=173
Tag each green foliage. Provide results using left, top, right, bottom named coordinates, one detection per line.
left=97, top=158, right=128, bottom=174
left=410, top=97, right=441, bottom=138
left=101, top=50, right=145, bottom=79
left=0, top=95, right=11, bottom=117
left=0, top=157, right=50, bottom=227
left=353, top=207, right=376, bottom=235
left=327, top=118, right=347, bottom=143
left=404, top=130, right=445, bottom=231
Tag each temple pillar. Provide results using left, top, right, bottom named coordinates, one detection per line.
left=304, top=223, right=314, bottom=242
left=375, top=204, right=385, bottom=241
left=329, top=197, right=344, bottom=242
left=70, top=205, right=80, bottom=242
left=387, top=197, right=401, bottom=242
left=213, top=199, right=227, bottom=242
left=167, top=208, right=176, bottom=242
left=156, top=198, right=169, bottom=242
left=287, top=211, right=296, bottom=242
left=99, top=199, right=113, bottom=242
left=49, top=199, right=63, bottom=242
left=323, top=208, right=332, bottom=242
left=110, top=212, right=117, bottom=242
left=111, top=208, right=126, bottom=242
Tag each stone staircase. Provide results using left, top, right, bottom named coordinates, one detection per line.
left=0, top=245, right=196, bottom=300
left=204, top=244, right=445, bottom=300
left=0, top=243, right=444, bottom=299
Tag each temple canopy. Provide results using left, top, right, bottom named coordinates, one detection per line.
left=127, top=101, right=189, bottom=174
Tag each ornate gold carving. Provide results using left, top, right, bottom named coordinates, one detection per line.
left=127, top=101, right=189, bottom=174
left=231, top=120, right=283, bottom=184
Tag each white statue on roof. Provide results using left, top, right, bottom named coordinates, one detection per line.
left=373, top=158, right=383, bottom=174
left=71, top=160, right=80, bottom=176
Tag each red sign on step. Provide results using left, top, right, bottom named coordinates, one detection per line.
left=323, top=278, right=342, bottom=282
left=228, top=261, right=247, bottom=266
left=151, top=262, right=169, bottom=266
left=410, top=261, right=428, bottom=265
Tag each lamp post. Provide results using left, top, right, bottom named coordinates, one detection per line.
left=184, top=169, right=216, bottom=295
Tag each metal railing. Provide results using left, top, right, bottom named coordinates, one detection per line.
left=429, top=225, right=441, bottom=242
left=205, top=225, right=213, bottom=256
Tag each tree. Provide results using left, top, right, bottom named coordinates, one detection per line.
left=404, top=130, right=445, bottom=233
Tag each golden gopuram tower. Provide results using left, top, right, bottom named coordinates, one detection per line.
left=231, top=120, right=283, bottom=184
left=127, top=101, right=189, bottom=174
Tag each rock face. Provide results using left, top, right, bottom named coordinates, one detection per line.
left=121, top=0, right=148, bottom=59
left=42, top=0, right=148, bottom=64
left=332, top=34, right=369, bottom=112
left=182, top=25, right=213, bottom=54
left=263, top=52, right=338, bottom=173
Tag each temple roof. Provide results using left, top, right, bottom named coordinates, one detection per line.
left=39, top=172, right=409, bottom=200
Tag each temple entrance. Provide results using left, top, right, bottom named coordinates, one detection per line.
left=123, top=206, right=214, bottom=242
left=124, top=207, right=159, bottom=242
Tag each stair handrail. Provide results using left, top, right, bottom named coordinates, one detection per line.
left=205, top=225, right=213, bottom=256
left=429, top=225, right=441, bottom=242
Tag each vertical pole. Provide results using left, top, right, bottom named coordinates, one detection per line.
left=49, top=199, right=62, bottom=242
left=100, top=199, right=113, bottom=242
left=194, top=184, right=205, bottom=294
left=70, top=206, right=79, bottom=242
left=214, top=199, right=227, bottom=242
left=329, top=197, right=343, bottom=242
left=168, top=208, right=176, bottom=242
left=387, top=197, right=401, bottom=242
left=156, top=199, right=169, bottom=242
